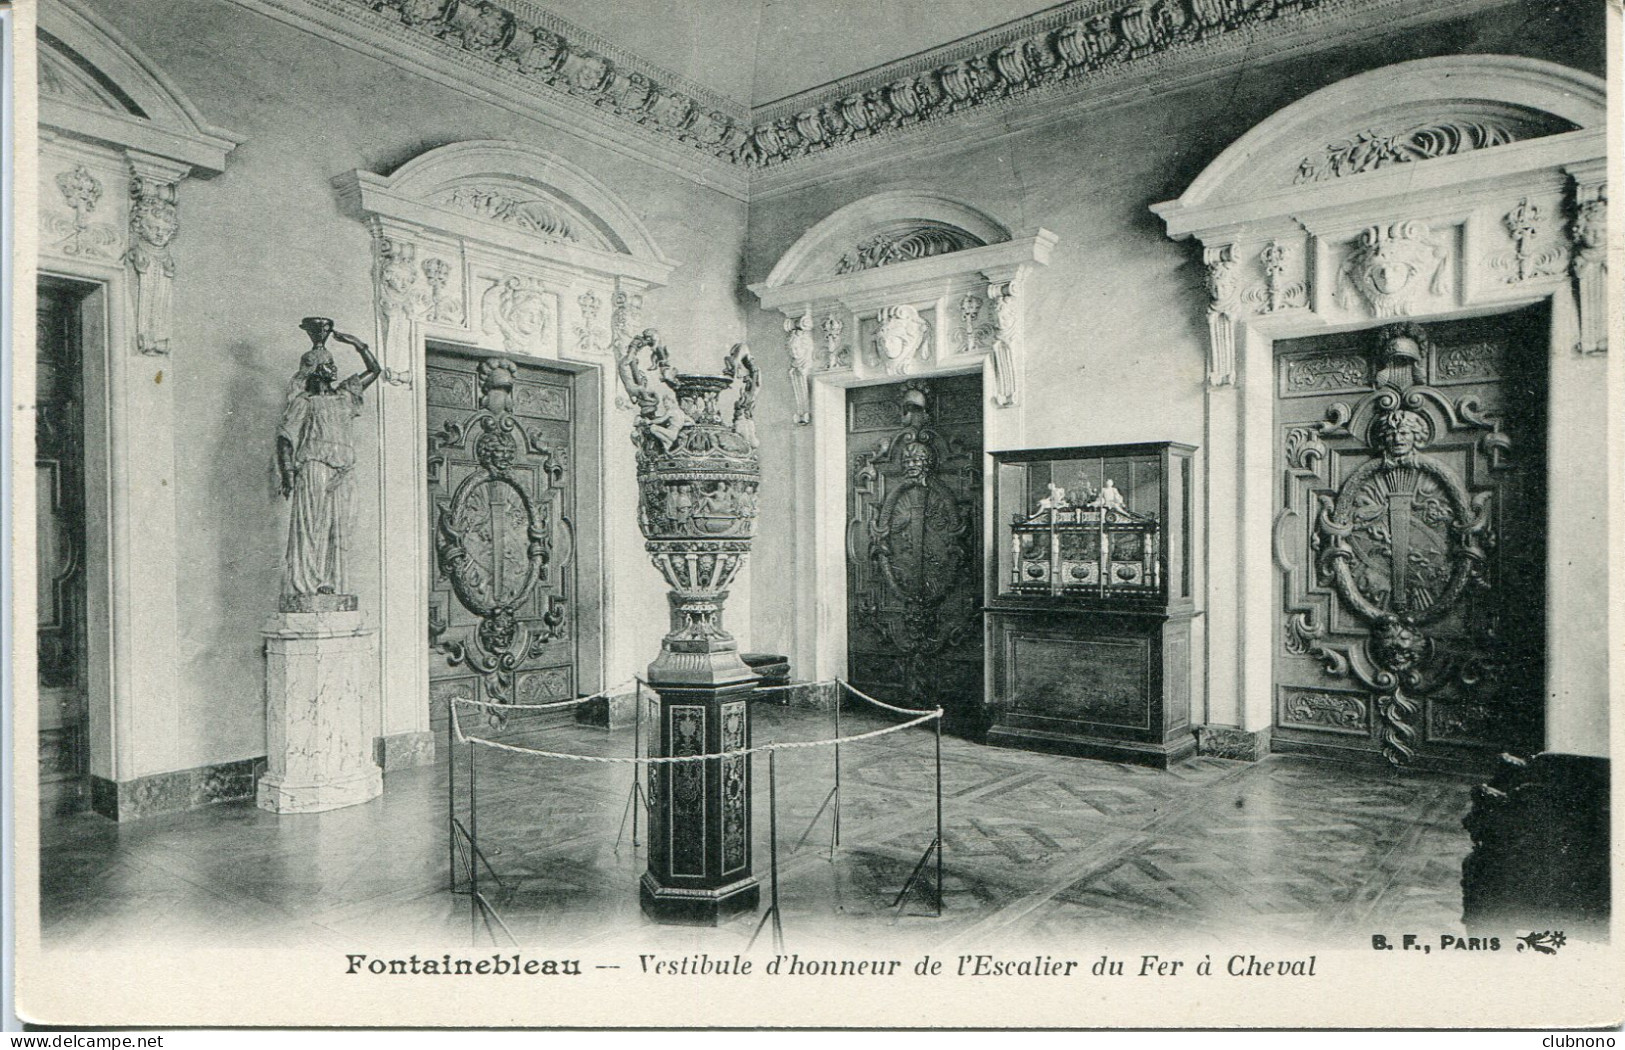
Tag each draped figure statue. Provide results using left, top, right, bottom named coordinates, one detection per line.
left=275, top=317, right=380, bottom=608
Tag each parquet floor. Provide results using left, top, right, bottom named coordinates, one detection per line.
left=38, top=704, right=1478, bottom=954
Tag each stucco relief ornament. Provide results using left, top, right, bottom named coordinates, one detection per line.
left=481, top=274, right=551, bottom=354
left=871, top=304, right=931, bottom=375
left=573, top=289, right=606, bottom=354
left=1490, top=197, right=1567, bottom=284
left=984, top=279, right=1021, bottom=406
left=421, top=256, right=464, bottom=325
left=1203, top=244, right=1241, bottom=385
left=48, top=165, right=119, bottom=259
left=820, top=315, right=847, bottom=370
left=1335, top=222, right=1450, bottom=318
left=1242, top=240, right=1308, bottom=313
left=125, top=176, right=180, bottom=356
left=785, top=310, right=816, bottom=425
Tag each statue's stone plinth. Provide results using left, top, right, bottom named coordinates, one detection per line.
left=641, top=674, right=760, bottom=925
left=257, top=607, right=382, bottom=814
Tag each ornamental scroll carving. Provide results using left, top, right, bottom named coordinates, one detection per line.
left=835, top=223, right=983, bottom=274
left=431, top=356, right=567, bottom=718
left=353, top=0, right=753, bottom=165
left=1295, top=119, right=1519, bottom=183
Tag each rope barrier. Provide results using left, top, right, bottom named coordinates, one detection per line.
left=449, top=679, right=637, bottom=713
left=839, top=679, right=941, bottom=718
left=449, top=702, right=940, bottom=764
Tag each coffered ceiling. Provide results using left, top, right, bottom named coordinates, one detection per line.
left=529, top=0, right=1066, bottom=107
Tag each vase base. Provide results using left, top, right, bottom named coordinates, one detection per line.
left=648, top=647, right=757, bottom=687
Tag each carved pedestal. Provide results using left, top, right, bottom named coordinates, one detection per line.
left=641, top=677, right=759, bottom=925
left=257, top=608, right=383, bottom=814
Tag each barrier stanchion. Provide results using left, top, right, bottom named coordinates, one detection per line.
left=616, top=680, right=651, bottom=852
left=934, top=714, right=944, bottom=916
left=748, top=745, right=785, bottom=953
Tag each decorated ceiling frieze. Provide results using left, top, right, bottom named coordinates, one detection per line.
left=332, top=0, right=753, bottom=163
left=745, top=0, right=1506, bottom=170
left=278, top=0, right=1512, bottom=177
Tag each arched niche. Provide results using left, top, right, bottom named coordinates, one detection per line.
left=748, top=189, right=1055, bottom=685
left=332, top=140, right=677, bottom=768
left=35, top=0, right=244, bottom=815
left=1151, top=55, right=1608, bottom=761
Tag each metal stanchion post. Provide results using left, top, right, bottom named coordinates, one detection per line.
left=832, top=685, right=842, bottom=857
left=468, top=739, right=478, bottom=941
left=934, top=714, right=944, bottom=916
left=749, top=745, right=785, bottom=953
left=447, top=710, right=457, bottom=894
left=633, top=680, right=642, bottom=847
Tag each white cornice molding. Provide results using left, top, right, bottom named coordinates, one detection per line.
left=224, top=0, right=751, bottom=201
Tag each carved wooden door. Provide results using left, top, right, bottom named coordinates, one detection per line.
left=427, top=350, right=575, bottom=727
left=37, top=281, right=89, bottom=809
left=1273, top=309, right=1547, bottom=768
left=847, top=376, right=983, bottom=731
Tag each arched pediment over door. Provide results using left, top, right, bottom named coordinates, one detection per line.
left=1151, top=55, right=1608, bottom=763
left=333, top=139, right=677, bottom=766
left=751, top=190, right=1055, bottom=418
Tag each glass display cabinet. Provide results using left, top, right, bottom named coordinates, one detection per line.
left=985, top=442, right=1197, bottom=767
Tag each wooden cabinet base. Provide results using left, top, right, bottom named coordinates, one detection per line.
left=985, top=607, right=1194, bottom=767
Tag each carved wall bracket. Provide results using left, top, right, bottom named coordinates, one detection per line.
left=125, top=165, right=185, bottom=356
left=1569, top=176, right=1607, bottom=356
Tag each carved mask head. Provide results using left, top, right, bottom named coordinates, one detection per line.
left=902, top=438, right=935, bottom=480
left=1371, top=616, right=1427, bottom=674
left=502, top=279, right=548, bottom=337
left=1373, top=408, right=1430, bottom=461
left=475, top=430, right=518, bottom=474
left=132, top=191, right=178, bottom=249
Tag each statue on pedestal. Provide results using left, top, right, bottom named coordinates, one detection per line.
left=276, top=317, right=380, bottom=611
left=259, top=316, right=384, bottom=814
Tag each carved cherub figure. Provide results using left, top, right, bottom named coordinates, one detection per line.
left=1088, top=478, right=1129, bottom=517
left=1038, top=481, right=1070, bottom=512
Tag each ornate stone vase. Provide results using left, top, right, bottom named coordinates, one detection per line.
left=617, top=332, right=760, bottom=685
